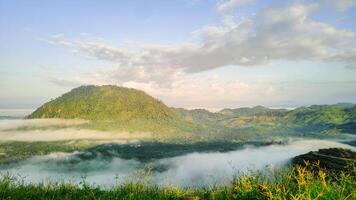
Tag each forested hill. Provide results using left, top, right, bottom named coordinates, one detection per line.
left=27, top=85, right=178, bottom=121
left=175, top=104, right=356, bottom=137
left=27, top=85, right=356, bottom=138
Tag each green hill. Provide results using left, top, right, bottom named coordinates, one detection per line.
left=27, top=85, right=198, bottom=137
left=288, top=105, right=349, bottom=125
left=28, top=85, right=177, bottom=121
left=285, top=105, right=356, bottom=135
left=178, top=104, right=356, bottom=137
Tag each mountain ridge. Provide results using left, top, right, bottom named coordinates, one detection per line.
left=27, top=85, right=356, bottom=139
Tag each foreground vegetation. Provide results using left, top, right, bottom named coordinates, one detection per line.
left=0, top=165, right=355, bottom=200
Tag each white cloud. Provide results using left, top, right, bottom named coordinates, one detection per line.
left=120, top=77, right=252, bottom=110
left=39, top=2, right=356, bottom=108
left=157, top=3, right=354, bottom=71
left=42, top=3, right=355, bottom=75
left=217, top=0, right=255, bottom=13
left=315, top=0, right=356, bottom=11
left=330, top=0, right=356, bottom=11
left=327, top=49, right=356, bottom=69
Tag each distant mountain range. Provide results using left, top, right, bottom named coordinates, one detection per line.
left=27, top=85, right=356, bottom=141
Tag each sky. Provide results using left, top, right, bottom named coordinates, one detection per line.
left=0, top=0, right=356, bottom=111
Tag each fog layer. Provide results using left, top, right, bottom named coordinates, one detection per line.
left=1, top=139, right=354, bottom=187
left=0, top=119, right=88, bottom=130
left=0, top=119, right=152, bottom=141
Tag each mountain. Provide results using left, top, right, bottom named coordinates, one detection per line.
left=28, top=85, right=177, bottom=121
left=218, top=106, right=287, bottom=117
left=286, top=105, right=356, bottom=134
left=173, top=108, right=225, bottom=125
left=180, top=104, right=356, bottom=136
left=288, top=105, right=351, bottom=125
left=26, top=85, right=356, bottom=140
left=27, top=85, right=200, bottom=136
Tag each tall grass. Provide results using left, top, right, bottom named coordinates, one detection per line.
left=0, top=165, right=355, bottom=200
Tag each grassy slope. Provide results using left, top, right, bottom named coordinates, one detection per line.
left=0, top=166, right=354, bottom=200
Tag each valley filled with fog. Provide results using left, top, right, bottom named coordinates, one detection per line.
left=0, top=118, right=355, bottom=187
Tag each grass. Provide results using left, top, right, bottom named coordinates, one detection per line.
left=0, top=164, right=355, bottom=200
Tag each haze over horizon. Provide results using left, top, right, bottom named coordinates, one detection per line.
left=1, top=0, right=356, bottom=110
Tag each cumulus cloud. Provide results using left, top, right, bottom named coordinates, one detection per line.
left=187, top=3, right=353, bottom=70
left=39, top=2, right=356, bottom=107
left=40, top=34, right=184, bottom=87
left=42, top=3, right=355, bottom=74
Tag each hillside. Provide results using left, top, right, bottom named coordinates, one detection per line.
left=285, top=105, right=356, bottom=135
left=177, top=104, right=356, bottom=137
left=173, top=108, right=225, bottom=125
left=292, top=148, right=356, bottom=173
left=26, top=85, right=200, bottom=137
left=218, top=106, right=288, bottom=117
left=28, top=85, right=177, bottom=121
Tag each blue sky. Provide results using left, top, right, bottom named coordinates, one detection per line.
left=1, top=0, right=356, bottom=110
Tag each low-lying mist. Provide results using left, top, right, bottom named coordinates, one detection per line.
left=1, top=139, right=354, bottom=187
left=0, top=118, right=88, bottom=130
left=0, top=119, right=152, bottom=141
